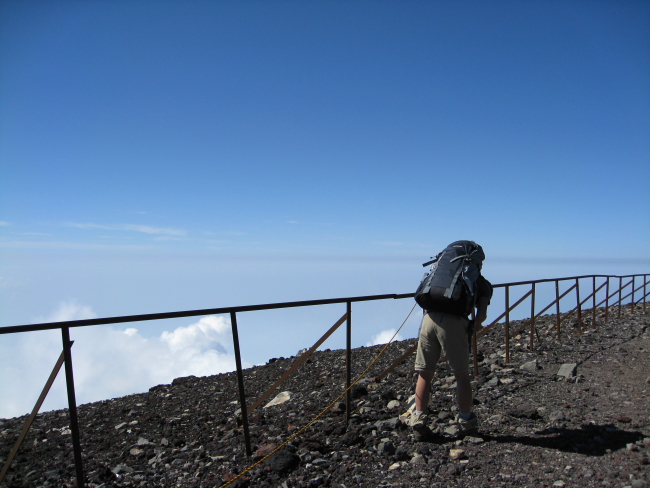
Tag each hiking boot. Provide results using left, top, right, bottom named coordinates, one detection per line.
left=408, top=411, right=430, bottom=437
left=454, top=412, right=478, bottom=434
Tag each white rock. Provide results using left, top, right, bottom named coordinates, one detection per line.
left=449, top=448, right=466, bottom=460
left=520, top=360, right=539, bottom=372
left=264, top=391, right=295, bottom=408
left=557, top=363, right=577, bottom=378
left=410, top=454, right=425, bottom=464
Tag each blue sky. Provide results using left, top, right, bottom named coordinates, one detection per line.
left=0, top=1, right=649, bottom=418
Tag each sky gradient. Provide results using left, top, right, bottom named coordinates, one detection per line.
left=1, top=1, right=649, bottom=418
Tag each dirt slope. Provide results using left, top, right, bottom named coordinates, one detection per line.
left=1, top=304, right=649, bottom=488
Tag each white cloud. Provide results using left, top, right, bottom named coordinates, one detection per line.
left=0, top=221, right=10, bottom=226
left=68, top=222, right=187, bottom=236
left=0, top=304, right=241, bottom=418
left=39, top=301, right=98, bottom=322
left=366, top=328, right=403, bottom=346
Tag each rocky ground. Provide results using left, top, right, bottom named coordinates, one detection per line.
left=1, top=303, right=649, bottom=488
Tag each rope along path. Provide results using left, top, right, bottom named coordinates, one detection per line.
left=219, top=303, right=417, bottom=488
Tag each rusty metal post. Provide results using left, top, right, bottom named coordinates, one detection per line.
left=644, top=275, right=647, bottom=314
left=592, top=276, right=597, bottom=328
left=530, top=283, right=535, bottom=351
left=631, top=276, right=635, bottom=313
left=555, top=280, right=561, bottom=343
left=0, top=347, right=70, bottom=485
left=61, top=327, right=85, bottom=488
left=618, top=277, right=623, bottom=319
left=505, top=285, right=510, bottom=364
left=346, top=301, right=351, bottom=423
left=576, top=278, right=582, bottom=336
left=230, top=312, right=251, bottom=457
left=605, top=278, right=610, bottom=322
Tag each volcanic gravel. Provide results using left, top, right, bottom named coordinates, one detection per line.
left=1, top=304, right=649, bottom=488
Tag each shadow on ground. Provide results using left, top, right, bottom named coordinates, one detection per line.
left=422, top=424, right=644, bottom=456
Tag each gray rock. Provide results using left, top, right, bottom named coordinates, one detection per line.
left=410, top=453, right=425, bottom=464
left=520, top=360, right=539, bottom=372
left=136, top=437, right=152, bottom=445
left=111, top=464, right=134, bottom=475
left=557, top=363, right=577, bottom=378
left=444, top=425, right=460, bottom=436
left=549, top=410, right=566, bottom=422
left=264, top=449, right=300, bottom=473
left=312, top=458, right=330, bottom=466
left=387, top=400, right=401, bottom=409
left=486, top=377, right=500, bottom=388
left=630, top=479, right=648, bottom=487
left=378, top=441, right=396, bottom=455
left=375, top=418, right=401, bottom=431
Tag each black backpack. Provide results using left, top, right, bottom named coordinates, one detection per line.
left=414, top=240, right=485, bottom=317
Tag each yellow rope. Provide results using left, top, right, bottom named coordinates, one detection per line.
left=219, top=303, right=417, bottom=488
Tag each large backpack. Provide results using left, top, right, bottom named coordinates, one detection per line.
left=414, top=240, right=485, bottom=317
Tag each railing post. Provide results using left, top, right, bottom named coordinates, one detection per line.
left=592, top=276, right=597, bottom=328
left=229, top=312, right=252, bottom=457
left=61, top=327, right=85, bottom=488
left=555, top=280, right=561, bottom=344
left=631, top=276, right=635, bottom=313
left=605, top=277, right=610, bottom=322
left=576, top=278, right=582, bottom=336
left=505, top=285, right=510, bottom=364
left=644, top=275, right=647, bottom=314
left=345, top=301, right=351, bottom=423
left=529, top=283, right=535, bottom=351
left=619, top=277, right=623, bottom=319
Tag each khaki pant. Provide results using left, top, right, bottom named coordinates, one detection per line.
left=414, top=311, right=469, bottom=373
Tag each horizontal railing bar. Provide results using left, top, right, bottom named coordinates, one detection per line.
left=1, top=274, right=647, bottom=336
left=490, top=274, right=648, bottom=288
left=0, top=294, right=405, bottom=336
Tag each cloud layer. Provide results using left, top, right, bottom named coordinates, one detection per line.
left=366, top=328, right=403, bottom=346
left=0, top=302, right=239, bottom=418
left=68, top=222, right=187, bottom=236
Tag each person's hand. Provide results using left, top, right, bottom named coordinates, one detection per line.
left=475, top=297, right=489, bottom=329
left=475, top=313, right=486, bottom=327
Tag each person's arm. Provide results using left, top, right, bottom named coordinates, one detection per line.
left=473, top=275, right=492, bottom=331
left=475, top=297, right=489, bottom=328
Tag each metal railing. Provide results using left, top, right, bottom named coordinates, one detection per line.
left=0, top=274, right=647, bottom=487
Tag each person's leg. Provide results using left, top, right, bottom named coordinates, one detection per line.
left=415, top=369, right=436, bottom=412
left=455, top=371, right=472, bottom=414
left=414, top=312, right=442, bottom=411
left=434, top=314, right=474, bottom=417
left=411, top=313, right=442, bottom=436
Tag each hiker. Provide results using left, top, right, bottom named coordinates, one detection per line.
left=409, top=241, right=492, bottom=438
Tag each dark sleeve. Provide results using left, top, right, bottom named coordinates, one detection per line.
left=476, top=275, right=493, bottom=304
